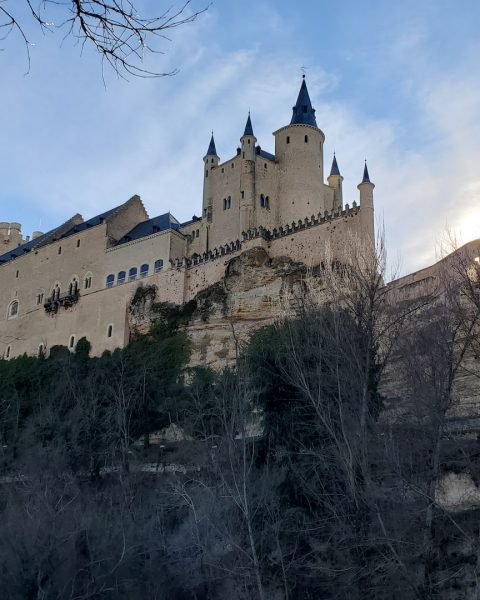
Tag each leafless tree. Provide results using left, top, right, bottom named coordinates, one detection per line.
left=0, top=0, right=207, bottom=77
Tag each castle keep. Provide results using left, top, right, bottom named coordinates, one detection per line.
left=0, top=78, right=375, bottom=359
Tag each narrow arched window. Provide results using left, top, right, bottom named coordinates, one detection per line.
left=227, top=196, right=231, bottom=209
left=106, top=274, right=115, bottom=288
left=69, top=335, right=75, bottom=349
left=140, top=264, right=149, bottom=278
left=38, top=344, right=44, bottom=357
left=286, top=136, right=290, bottom=144
left=6, top=346, right=11, bottom=359
left=76, top=239, right=81, bottom=248
left=154, top=259, right=164, bottom=273
left=8, top=301, right=18, bottom=318
left=58, top=246, right=62, bottom=255
left=260, top=194, right=266, bottom=208
left=107, top=324, right=113, bottom=338
left=117, top=271, right=126, bottom=284
left=128, top=267, right=137, bottom=281
left=304, top=135, right=308, bottom=143
left=84, top=274, right=92, bottom=289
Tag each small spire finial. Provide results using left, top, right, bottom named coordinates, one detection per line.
left=330, top=153, right=341, bottom=177
left=362, top=160, right=371, bottom=183
left=206, top=132, right=217, bottom=156
left=243, top=112, right=254, bottom=137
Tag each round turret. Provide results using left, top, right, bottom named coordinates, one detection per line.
left=357, top=162, right=375, bottom=244
left=273, top=77, right=326, bottom=224
left=202, top=133, right=219, bottom=222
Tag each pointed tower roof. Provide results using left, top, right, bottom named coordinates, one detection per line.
left=330, top=153, right=341, bottom=176
left=206, top=133, right=217, bottom=156
left=290, top=76, right=317, bottom=127
left=362, top=161, right=371, bottom=183
left=243, top=113, right=254, bottom=137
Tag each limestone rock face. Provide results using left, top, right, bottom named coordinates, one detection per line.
left=187, top=247, right=325, bottom=370
left=127, top=246, right=326, bottom=370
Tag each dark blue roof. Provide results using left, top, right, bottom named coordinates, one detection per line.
left=117, top=213, right=180, bottom=245
left=0, top=230, right=51, bottom=265
left=258, top=148, right=275, bottom=161
left=362, top=162, right=371, bottom=183
left=60, top=206, right=118, bottom=239
left=206, top=133, right=217, bottom=156
left=243, top=113, right=254, bottom=137
left=290, top=77, right=318, bottom=127
left=330, top=154, right=341, bottom=176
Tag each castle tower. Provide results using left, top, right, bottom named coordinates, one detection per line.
left=274, top=76, right=326, bottom=225
left=357, top=161, right=375, bottom=244
left=239, top=114, right=257, bottom=235
left=202, top=133, right=219, bottom=223
left=327, top=153, right=343, bottom=211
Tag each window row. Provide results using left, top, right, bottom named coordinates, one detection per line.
left=106, top=260, right=163, bottom=287
left=286, top=135, right=309, bottom=144
left=222, top=195, right=270, bottom=210
left=3, top=325, right=114, bottom=360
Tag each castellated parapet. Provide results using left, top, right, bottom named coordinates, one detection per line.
left=0, top=222, right=40, bottom=253
left=0, top=77, right=375, bottom=360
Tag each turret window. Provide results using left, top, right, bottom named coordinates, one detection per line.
left=58, top=246, right=62, bottom=255
left=36, top=292, right=44, bottom=305
left=84, top=274, right=92, bottom=289
left=5, top=346, right=11, bottom=359
left=260, top=195, right=270, bottom=209
left=69, top=335, right=75, bottom=349
left=286, top=136, right=290, bottom=144
left=8, top=300, right=18, bottom=318
left=304, top=135, right=309, bottom=143
left=223, top=196, right=232, bottom=210
left=107, top=324, right=113, bottom=338
left=77, top=239, right=81, bottom=248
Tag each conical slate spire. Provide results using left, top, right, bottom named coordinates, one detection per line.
left=362, top=161, right=371, bottom=183
left=243, top=112, right=254, bottom=137
left=290, top=76, right=317, bottom=127
left=330, top=153, right=341, bottom=176
left=206, top=133, right=217, bottom=156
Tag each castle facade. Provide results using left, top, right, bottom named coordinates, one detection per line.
left=0, top=78, right=375, bottom=359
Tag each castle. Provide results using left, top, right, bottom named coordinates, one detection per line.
left=0, top=77, right=376, bottom=359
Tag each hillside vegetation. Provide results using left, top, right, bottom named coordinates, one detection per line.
left=0, top=240, right=479, bottom=600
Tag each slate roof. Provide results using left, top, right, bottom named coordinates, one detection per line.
left=330, top=154, right=341, bottom=176
left=0, top=231, right=51, bottom=265
left=117, top=213, right=180, bottom=245
left=290, top=77, right=318, bottom=127
left=362, top=162, right=371, bottom=183
left=206, top=133, right=217, bottom=156
left=243, top=113, right=254, bottom=137
left=257, top=148, right=275, bottom=161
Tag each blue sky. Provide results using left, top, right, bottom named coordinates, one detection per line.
left=0, top=0, right=479, bottom=275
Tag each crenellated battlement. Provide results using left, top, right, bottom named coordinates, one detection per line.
left=169, top=203, right=361, bottom=270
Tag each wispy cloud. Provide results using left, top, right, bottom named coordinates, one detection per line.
left=0, top=1, right=478, bottom=276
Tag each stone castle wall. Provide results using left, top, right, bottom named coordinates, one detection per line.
left=0, top=204, right=365, bottom=359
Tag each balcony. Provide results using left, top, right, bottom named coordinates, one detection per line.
left=44, top=289, right=80, bottom=314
